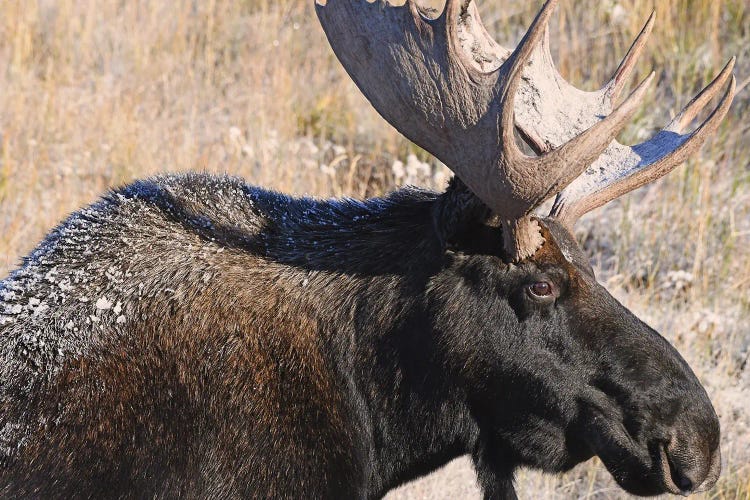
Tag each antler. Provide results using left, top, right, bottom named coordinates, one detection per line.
left=549, top=59, right=735, bottom=226
left=315, top=0, right=735, bottom=261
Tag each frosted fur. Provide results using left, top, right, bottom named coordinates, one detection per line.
left=0, top=173, right=438, bottom=464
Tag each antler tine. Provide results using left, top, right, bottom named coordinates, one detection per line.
left=443, top=0, right=472, bottom=15
left=441, top=0, right=506, bottom=72
left=534, top=71, right=654, bottom=198
left=608, top=11, right=655, bottom=102
left=550, top=65, right=736, bottom=227
left=498, top=0, right=558, bottom=165
left=668, top=57, right=736, bottom=133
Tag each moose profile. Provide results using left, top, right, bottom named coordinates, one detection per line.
left=0, top=0, right=735, bottom=498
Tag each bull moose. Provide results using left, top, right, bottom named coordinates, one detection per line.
left=0, top=0, right=736, bottom=498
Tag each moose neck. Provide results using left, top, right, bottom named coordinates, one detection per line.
left=252, top=181, right=493, bottom=496
left=340, top=284, right=479, bottom=496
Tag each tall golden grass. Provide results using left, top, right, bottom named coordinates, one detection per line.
left=0, top=0, right=748, bottom=498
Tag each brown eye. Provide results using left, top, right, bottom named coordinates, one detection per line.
left=528, top=281, right=553, bottom=298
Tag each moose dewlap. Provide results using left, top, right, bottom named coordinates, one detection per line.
left=0, top=0, right=733, bottom=498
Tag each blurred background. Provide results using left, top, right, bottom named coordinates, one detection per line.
left=0, top=0, right=748, bottom=497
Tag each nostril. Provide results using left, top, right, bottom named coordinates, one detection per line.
left=665, top=447, right=696, bottom=494
left=671, top=467, right=693, bottom=493
left=659, top=434, right=720, bottom=495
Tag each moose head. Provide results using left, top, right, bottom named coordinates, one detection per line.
left=316, top=0, right=734, bottom=496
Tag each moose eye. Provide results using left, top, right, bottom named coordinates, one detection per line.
left=527, top=281, right=554, bottom=299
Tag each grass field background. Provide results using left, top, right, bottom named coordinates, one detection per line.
left=0, top=0, right=748, bottom=498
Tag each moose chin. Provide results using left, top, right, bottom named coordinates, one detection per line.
left=0, top=0, right=734, bottom=498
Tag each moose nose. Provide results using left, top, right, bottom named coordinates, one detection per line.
left=662, top=437, right=721, bottom=496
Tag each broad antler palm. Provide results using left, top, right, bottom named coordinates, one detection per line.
left=315, top=0, right=735, bottom=261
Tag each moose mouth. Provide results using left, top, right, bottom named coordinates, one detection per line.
left=578, top=391, right=717, bottom=497
left=593, top=433, right=703, bottom=496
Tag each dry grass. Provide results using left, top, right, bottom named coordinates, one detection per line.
left=0, top=0, right=748, bottom=498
